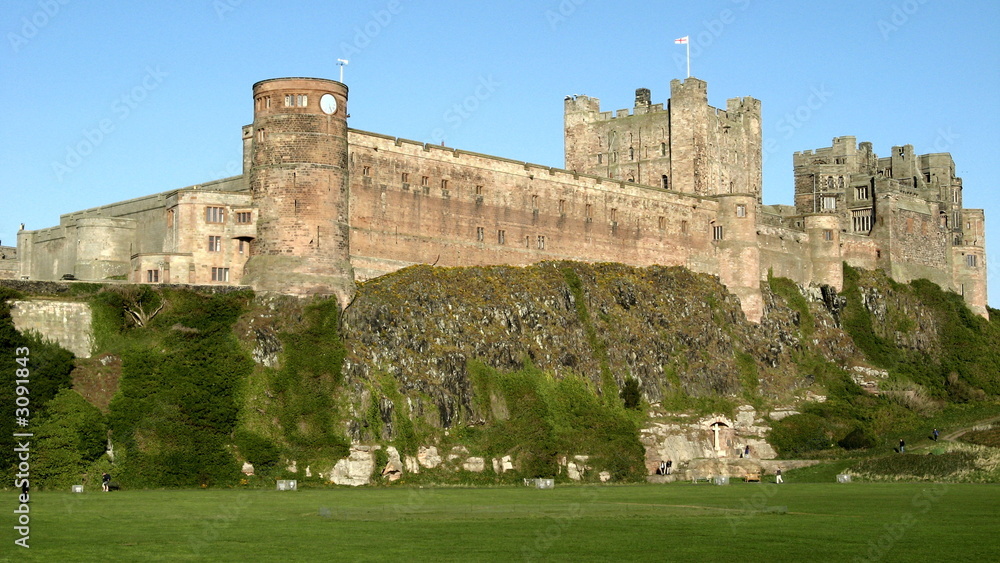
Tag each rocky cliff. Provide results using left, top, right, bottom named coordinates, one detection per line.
left=5, top=261, right=998, bottom=488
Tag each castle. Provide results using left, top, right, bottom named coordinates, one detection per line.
left=8, top=77, right=988, bottom=322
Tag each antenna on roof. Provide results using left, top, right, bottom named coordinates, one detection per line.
left=337, top=59, right=349, bottom=83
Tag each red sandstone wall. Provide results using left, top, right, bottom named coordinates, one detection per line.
left=347, top=130, right=722, bottom=283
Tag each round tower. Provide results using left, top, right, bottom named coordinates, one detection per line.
left=242, top=77, right=355, bottom=305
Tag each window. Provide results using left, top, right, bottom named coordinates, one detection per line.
left=205, top=207, right=225, bottom=223
left=475, top=185, right=483, bottom=196
left=362, top=166, right=371, bottom=176
left=147, top=270, right=159, bottom=283
left=713, top=225, right=723, bottom=240
left=585, top=204, right=592, bottom=220
left=660, top=142, right=666, bottom=156
left=852, top=209, right=873, bottom=233
left=401, top=172, right=409, bottom=184
left=256, top=128, right=265, bottom=143
left=681, top=220, right=688, bottom=234
left=662, top=175, right=669, bottom=190
left=208, top=236, right=222, bottom=252
left=736, top=204, right=747, bottom=218
left=537, top=235, right=546, bottom=250
left=531, top=195, right=538, bottom=209
left=212, top=267, right=230, bottom=282
left=497, top=230, right=506, bottom=245
left=166, top=209, right=175, bottom=228
left=441, top=179, right=448, bottom=190
left=236, top=211, right=252, bottom=224
left=966, top=254, right=978, bottom=268
left=238, top=240, right=246, bottom=254
left=823, top=229, right=833, bottom=241
left=525, top=236, right=531, bottom=248
left=610, top=208, right=617, bottom=222
left=476, top=227, right=484, bottom=242
left=855, top=186, right=869, bottom=200
left=597, top=153, right=602, bottom=164
left=284, top=94, right=307, bottom=107
left=629, top=147, right=634, bottom=160
left=421, top=176, right=429, bottom=186
left=821, top=196, right=837, bottom=211
left=558, top=199, right=566, bottom=214
left=658, top=216, right=666, bottom=230
left=953, top=189, right=960, bottom=204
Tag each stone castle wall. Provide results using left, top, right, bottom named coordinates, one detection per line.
left=346, top=130, right=722, bottom=281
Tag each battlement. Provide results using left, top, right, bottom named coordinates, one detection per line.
left=564, top=93, right=667, bottom=121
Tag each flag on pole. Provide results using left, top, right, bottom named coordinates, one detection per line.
left=675, top=36, right=691, bottom=78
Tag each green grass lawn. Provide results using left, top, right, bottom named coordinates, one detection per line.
left=5, top=482, right=999, bottom=562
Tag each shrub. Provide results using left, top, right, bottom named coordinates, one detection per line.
left=838, top=427, right=877, bottom=450
left=620, top=377, right=641, bottom=410
left=234, top=430, right=281, bottom=469
left=767, top=413, right=837, bottom=455
left=32, top=389, right=107, bottom=489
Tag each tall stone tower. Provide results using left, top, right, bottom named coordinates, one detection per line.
left=242, top=77, right=355, bottom=305
left=564, top=78, right=761, bottom=201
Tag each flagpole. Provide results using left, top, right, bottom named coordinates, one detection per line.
left=675, top=36, right=691, bottom=79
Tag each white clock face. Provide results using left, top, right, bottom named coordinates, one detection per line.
left=320, top=94, right=338, bottom=115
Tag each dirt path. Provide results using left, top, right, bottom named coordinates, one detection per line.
left=939, top=415, right=1000, bottom=443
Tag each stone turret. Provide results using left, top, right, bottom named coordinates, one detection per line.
left=242, top=77, right=355, bottom=306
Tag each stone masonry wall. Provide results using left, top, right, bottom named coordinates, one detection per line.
left=8, top=299, right=93, bottom=358
left=346, top=130, right=728, bottom=289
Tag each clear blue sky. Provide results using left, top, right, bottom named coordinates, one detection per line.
left=3, top=0, right=998, bottom=305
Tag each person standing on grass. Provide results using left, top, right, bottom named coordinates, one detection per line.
left=102, top=472, right=111, bottom=492
left=775, top=468, right=783, bottom=484
left=933, top=428, right=939, bottom=441
left=899, top=439, right=905, bottom=453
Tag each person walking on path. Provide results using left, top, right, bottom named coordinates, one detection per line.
left=775, top=468, right=783, bottom=484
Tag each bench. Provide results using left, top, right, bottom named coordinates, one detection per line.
left=744, top=473, right=761, bottom=482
